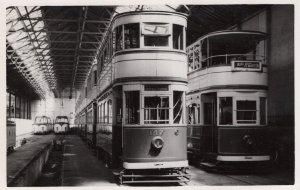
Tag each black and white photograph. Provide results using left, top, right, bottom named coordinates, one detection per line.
left=4, top=1, right=296, bottom=188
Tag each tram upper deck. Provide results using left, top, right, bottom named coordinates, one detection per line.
left=76, top=11, right=188, bottom=114
left=187, top=30, right=268, bottom=94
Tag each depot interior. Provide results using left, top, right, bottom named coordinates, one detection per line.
left=6, top=5, right=294, bottom=169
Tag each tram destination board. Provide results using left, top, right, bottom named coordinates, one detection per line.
left=232, top=61, right=262, bottom=71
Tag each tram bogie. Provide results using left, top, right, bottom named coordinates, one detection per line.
left=186, top=31, right=270, bottom=167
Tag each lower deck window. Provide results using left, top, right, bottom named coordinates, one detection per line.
left=260, top=97, right=267, bottom=125
left=188, top=103, right=200, bottom=124
left=219, top=97, right=233, bottom=125
left=144, top=96, right=169, bottom=124
left=173, top=91, right=184, bottom=124
left=125, top=91, right=139, bottom=124
left=236, top=100, right=257, bottom=124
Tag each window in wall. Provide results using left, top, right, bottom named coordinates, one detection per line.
left=260, top=97, right=267, bottom=125
left=125, top=91, right=140, bottom=124
left=219, top=97, right=233, bottom=125
left=94, top=70, right=97, bottom=86
left=143, top=24, right=170, bottom=47
left=188, top=103, right=200, bottom=124
left=173, top=24, right=183, bottom=50
left=124, top=23, right=139, bottom=49
left=144, top=96, right=169, bottom=124
left=116, top=25, right=123, bottom=51
left=24, top=98, right=27, bottom=119
left=15, top=96, right=20, bottom=118
left=236, top=100, right=257, bottom=124
left=173, top=91, right=184, bottom=124
left=108, top=99, right=112, bottom=124
left=20, top=98, right=24, bottom=119
left=27, top=99, right=31, bottom=119
left=7, top=92, right=10, bottom=118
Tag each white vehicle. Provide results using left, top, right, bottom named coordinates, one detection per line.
left=33, top=116, right=52, bottom=134
left=54, top=116, right=69, bottom=134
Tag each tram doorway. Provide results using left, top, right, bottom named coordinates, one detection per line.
left=202, top=92, right=217, bottom=155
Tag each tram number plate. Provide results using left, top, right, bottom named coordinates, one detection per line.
left=149, top=129, right=164, bottom=136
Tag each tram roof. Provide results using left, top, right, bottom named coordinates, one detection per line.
left=6, top=5, right=268, bottom=99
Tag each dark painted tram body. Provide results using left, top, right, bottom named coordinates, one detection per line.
left=186, top=31, right=270, bottom=166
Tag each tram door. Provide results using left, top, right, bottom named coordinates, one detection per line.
left=202, top=93, right=217, bottom=154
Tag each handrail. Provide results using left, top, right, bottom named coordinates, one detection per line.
left=188, top=53, right=266, bottom=73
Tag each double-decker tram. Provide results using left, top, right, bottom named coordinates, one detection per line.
left=33, top=116, right=52, bottom=134
left=54, top=116, right=69, bottom=134
left=186, top=30, right=270, bottom=168
left=75, top=10, right=190, bottom=184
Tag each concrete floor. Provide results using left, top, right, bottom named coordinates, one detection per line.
left=60, top=135, right=293, bottom=186
left=10, top=134, right=293, bottom=186
left=61, top=135, right=117, bottom=186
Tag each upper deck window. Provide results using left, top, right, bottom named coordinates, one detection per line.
left=187, top=32, right=266, bottom=72
left=124, top=23, right=139, bottom=49
left=173, top=24, right=184, bottom=50
left=115, top=25, right=123, bottom=51
left=142, top=23, right=170, bottom=47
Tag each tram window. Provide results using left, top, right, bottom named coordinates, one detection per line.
left=99, top=104, right=103, bottom=124
left=188, top=103, right=200, bottom=124
left=236, top=100, right=257, bottom=124
left=173, top=24, right=183, bottom=50
left=143, top=24, right=170, bottom=47
left=144, top=96, right=169, bottom=124
left=188, top=47, right=194, bottom=72
left=87, top=111, right=92, bottom=123
left=115, top=25, right=123, bottom=51
left=219, top=97, right=233, bottom=125
left=124, top=23, right=139, bottom=49
left=173, top=91, right=183, bottom=124
left=103, top=102, right=107, bottom=123
left=108, top=100, right=112, bottom=124
left=201, top=40, right=208, bottom=68
left=260, top=97, right=267, bottom=125
left=125, top=91, right=140, bottom=124
left=194, top=44, right=201, bottom=69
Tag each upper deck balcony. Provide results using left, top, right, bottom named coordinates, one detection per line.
left=187, top=31, right=268, bottom=93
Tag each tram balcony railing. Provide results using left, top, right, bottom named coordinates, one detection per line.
left=188, top=54, right=266, bottom=73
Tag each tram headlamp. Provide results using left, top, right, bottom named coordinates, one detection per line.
left=187, top=143, right=193, bottom=148
left=151, top=136, right=164, bottom=149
